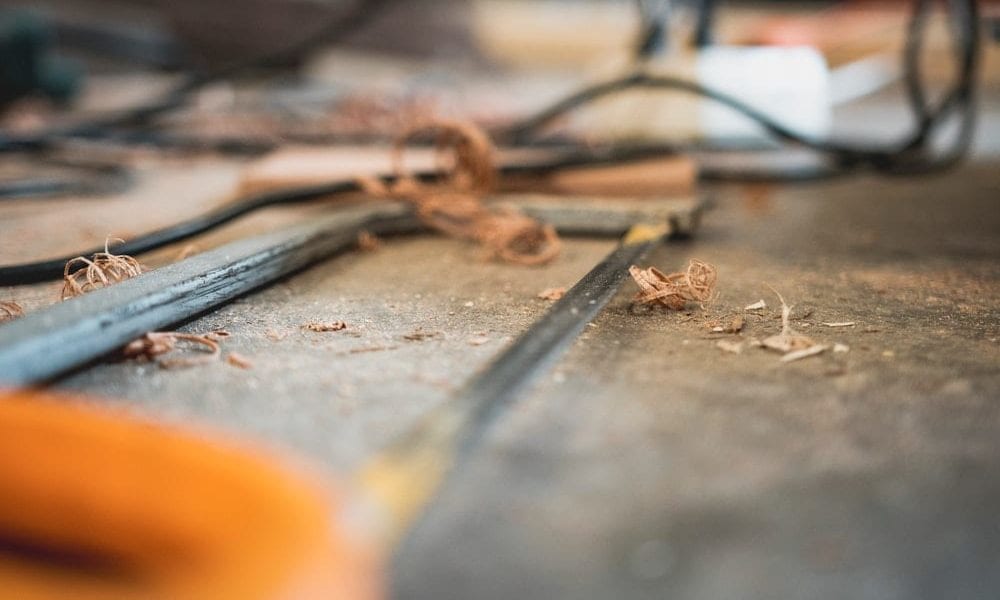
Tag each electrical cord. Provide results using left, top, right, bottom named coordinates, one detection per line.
left=0, top=143, right=694, bottom=285
left=504, top=0, right=980, bottom=177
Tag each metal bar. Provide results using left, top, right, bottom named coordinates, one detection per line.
left=0, top=203, right=418, bottom=386
left=358, top=222, right=671, bottom=548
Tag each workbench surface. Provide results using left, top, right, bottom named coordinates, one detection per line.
left=3, top=99, right=1000, bottom=600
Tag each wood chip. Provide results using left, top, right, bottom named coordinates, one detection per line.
left=761, top=287, right=816, bottom=353
left=467, top=334, right=490, bottom=346
left=744, top=300, right=767, bottom=311
left=833, top=343, right=850, bottom=353
left=537, top=287, right=566, bottom=301
left=226, top=352, right=253, bottom=369
left=821, top=321, right=856, bottom=327
left=124, top=331, right=221, bottom=369
left=780, top=344, right=829, bottom=363
left=304, top=321, right=347, bottom=332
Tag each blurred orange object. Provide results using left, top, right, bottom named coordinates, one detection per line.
left=0, top=389, right=380, bottom=600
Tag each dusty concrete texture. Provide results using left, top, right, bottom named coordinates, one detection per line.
left=2, top=159, right=994, bottom=599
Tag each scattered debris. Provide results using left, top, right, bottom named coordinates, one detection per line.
left=716, top=340, right=744, bottom=354
left=123, top=332, right=221, bottom=369
left=343, top=344, right=398, bottom=355
left=467, top=334, right=490, bottom=346
left=226, top=352, right=254, bottom=369
left=629, top=259, right=717, bottom=310
left=744, top=299, right=767, bottom=311
left=760, top=287, right=817, bottom=354
left=304, top=321, right=347, bottom=332
left=537, top=287, right=566, bottom=301
left=833, top=343, right=850, bottom=353
left=821, top=321, right=856, bottom=328
left=0, top=301, right=23, bottom=322
left=710, top=315, right=744, bottom=334
left=61, top=238, right=144, bottom=300
left=265, top=329, right=287, bottom=341
left=780, top=344, right=830, bottom=363
left=403, top=329, right=442, bottom=342
left=357, top=230, right=381, bottom=252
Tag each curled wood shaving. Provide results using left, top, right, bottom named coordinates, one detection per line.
left=760, top=286, right=823, bottom=358
left=629, top=259, right=718, bottom=310
left=0, top=301, right=24, bottom=322
left=360, top=119, right=560, bottom=266
left=123, top=332, right=221, bottom=369
left=61, top=238, right=144, bottom=300
left=537, top=287, right=566, bottom=301
left=304, top=321, right=347, bottom=332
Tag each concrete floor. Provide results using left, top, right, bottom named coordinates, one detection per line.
left=4, top=160, right=995, bottom=599
left=2, top=67, right=999, bottom=597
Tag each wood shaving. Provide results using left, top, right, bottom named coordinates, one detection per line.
left=780, top=344, right=830, bottom=363
left=344, top=344, right=398, bottom=355
left=716, top=340, right=743, bottom=354
left=537, top=287, right=566, bottom=301
left=744, top=300, right=767, bottom=311
left=761, top=286, right=817, bottom=353
left=61, top=238, right=144, bottom=300
left=0, top=301, right=23, bottom=322
left=403, top=330, right=442, bottom=342
left=360, top=119, right=560, bottom=266
left=123, top=332, right=221, bottom=369
left=629, top=259, right=717, bottom=310
left=226, top=352, right=253, bottom=369
left=357, top=230, right=381, bottom=252
left=711, top=315, right=744, bottom=334
left=304, top=321, right=347, bottom=332
left=821, top=321, right=856, bottom=327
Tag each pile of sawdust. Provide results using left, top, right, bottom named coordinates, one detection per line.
left=62, top=238, right=144, bottom=300
left=629, top=259, right=717, bottom=310
left=360, top=119, right=560, bottom=266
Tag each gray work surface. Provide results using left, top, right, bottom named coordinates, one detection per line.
left=4, top=162, right=996, bottom=599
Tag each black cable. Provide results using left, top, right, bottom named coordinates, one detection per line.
left=0, top=144, right=693, bottom=285
left=503, top=0, right=980, bottom=176
left=0, top=0, right=393, bottom=153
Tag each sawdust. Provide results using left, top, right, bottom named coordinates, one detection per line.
left=0, top=301, right=23, bottom=322
left=61, top=238, right=144, bottom=300
left=357, top=230, right=381, bottom=252
left=361, top=119, right=561, bottom=266
left=709, top=315, right=743, bottom=334
left=304, top=321, right=347, bottom=332
left=629, top=259, right=717, bottom=310
left=123, top=332, right=221, bottom=369
left=343, top=344, right=398, bottom=355
left=537, top=287, right=566, bottom=301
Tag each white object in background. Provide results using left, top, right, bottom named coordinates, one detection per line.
left=696, top=46, right=831, bottom=140
left=582, top=46, right=832, bottom=143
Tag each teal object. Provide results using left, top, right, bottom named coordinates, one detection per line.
left=0, top=12, right=81, bottom=107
